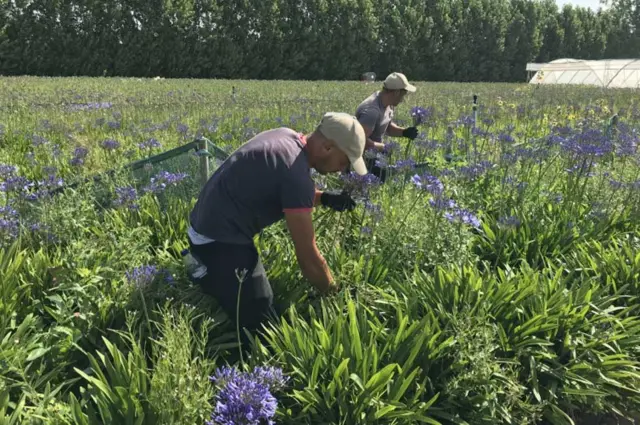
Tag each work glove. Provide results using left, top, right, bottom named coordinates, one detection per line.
left=320, top=190, right=356, bottom=212
left=402, top=126, right=419, bottom=140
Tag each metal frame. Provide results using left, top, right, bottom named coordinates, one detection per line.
left=40, top=137, right=230, bottom=197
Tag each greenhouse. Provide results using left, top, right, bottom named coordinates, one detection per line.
left=526, top=58, right=640, bottom=89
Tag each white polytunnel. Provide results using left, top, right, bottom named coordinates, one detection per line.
left=526, top=58, right=640, bottom=89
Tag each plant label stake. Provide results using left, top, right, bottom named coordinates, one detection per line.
left=471, top=94, right=478, bottom=163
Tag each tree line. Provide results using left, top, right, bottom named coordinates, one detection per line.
left=0, top=0, right=638, bottom=82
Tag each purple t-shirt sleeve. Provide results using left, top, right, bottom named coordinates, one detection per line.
left=281, top=163, right=315, bottom=213
left=356, top=107, right=379, bottom=130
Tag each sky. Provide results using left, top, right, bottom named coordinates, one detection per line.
left=556, top=0, right=607, bottom=10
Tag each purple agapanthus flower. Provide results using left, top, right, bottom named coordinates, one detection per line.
left=249, top=366, right=289, bottom=391
left=143, top=171, right=189, bottom=194
left=445, top=208, right=481, bottom=228
left=73, top=146, right=89, bottom=159
left=0, top=206, right=20, bottom=240
left=208, top=375, right=277, bottom=425
left=177, top=123, right=189, bottom=134
left=0, top=164, right=18, bottom=180
left=364, top=201, right=384, bottom=222
left=472, top=127, right=489, bottom=137
left=410, top=106, right=433, bottom=125
left=114, top=186, right=139, bottom=210
left=498, top=132, right=515, bottom=144
left=373, top=155, right=388, bottom=168
left=482, top=118, right=495, bottom=127
left=411, top=174, right=444, bottom=196
left=66, top=102, right=113, bottom=112
left=389, top=158, right=416, bottom=172
left=455, top=115, right=475, bottom=128
left=125, top=265, right=173, bottom=288
left=0, top=175, right=33, bottom=193
left=137, top=138, right=162, bottom=150
left=37, top=174, right=64, bottom=191
left=31, top=135, right=48, bottom=147
left=382, top=141, right=400, bottom=155
left=609, top=179, right=625, bottom=190
left=560, top=128, right=613, bottom=158
left=101, top=139, right=120, bottom=150
left=429, top=197, right=456, bottom=211
left=616, top=129, right=639, bottom=157
left=207, top=365, right=289, bottom=425
left=340, top=172, right=381, bottom=200
left=457, top=161, right=494, bottom=180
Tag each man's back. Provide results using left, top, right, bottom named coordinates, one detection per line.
left=190, top=127, right=315, bottom=244
left=356, top=91, right=393, bottom=143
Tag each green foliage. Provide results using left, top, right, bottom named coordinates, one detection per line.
left=0, top=0, right=637, bottom=80
left=69, top=305, right=218, bottom=425
left=1, top=78, right=640, bottom=424
left=249, top=294, right=443, bottom=425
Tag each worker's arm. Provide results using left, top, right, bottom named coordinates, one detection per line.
left=387, top=121, right=418, bottom=139
left=314, top=189, right=323, bottom=207
left=366, top=138, right=386, bottom=151
left=386, top=122, right=406, bottom=137
left=360, top=123, right=386, bottom=152
left=284, top=210, right=337, bottom=294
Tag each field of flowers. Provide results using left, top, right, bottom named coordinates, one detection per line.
left=1, top=76, right=640, bottom=425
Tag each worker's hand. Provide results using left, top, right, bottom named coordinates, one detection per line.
left=320, top=190, right=356, bottom=212
left=402, top=126, right=419, bottom=140
left=329, top=281, right=340, bottom=294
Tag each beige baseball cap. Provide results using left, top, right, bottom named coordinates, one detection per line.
left=317, top=112, right=367, bottom=175
left=383, top=72, right=416, bottom=92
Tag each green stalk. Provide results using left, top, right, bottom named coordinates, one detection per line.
left=377, top=192, right=423, bottom=268
left=138, top=286, right=153, bottom=339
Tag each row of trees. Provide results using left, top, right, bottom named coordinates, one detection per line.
left=0, top=0, right=638, bottom=82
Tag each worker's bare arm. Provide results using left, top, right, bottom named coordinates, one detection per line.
left=360, top=123, right=386, bottom=151
left=314, top=189, right=323, bottom=207
left=284, top=210, right=337, bottom=294
left=386, top=122, right=406, bottom=137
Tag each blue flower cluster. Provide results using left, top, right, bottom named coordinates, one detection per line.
left=101, top=138, right=120, bottom=151
left=137, top=138, right=162, bottom=150
left=410, top=106, right=433, bottom=126
left=411, top=173, right=481, bottom=229
left=207, top=365, right=289, bottom=425
left=143, top=170, right=189, bottom=194
left=125, top=264, right=174, bottom=288
left=114, top=186, right=139, bottom=210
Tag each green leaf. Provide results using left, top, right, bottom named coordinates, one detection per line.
left=26, top=347, right=50, bottom=362
left=349, top=373, right=365, bottom=392
left=374, top=404, right=397, bottom=419
left=364, top=363, right=398, bottom=393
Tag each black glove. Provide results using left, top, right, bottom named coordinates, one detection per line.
left=402, top=126, right=419, bottom=140
left=320, top=190, right=356, bottom=212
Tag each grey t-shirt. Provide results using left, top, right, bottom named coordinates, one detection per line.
left=190, top=127, right=315, bottom=245
left=355, top=91, right=394, bottom=143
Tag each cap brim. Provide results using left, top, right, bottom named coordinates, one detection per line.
left=351, top=156, right=368, bottom=176
left=405, top=84, right=417, bottom=93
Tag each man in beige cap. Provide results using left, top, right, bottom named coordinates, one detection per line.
left=355, top=72, right=418, bottom=178
left=186, top=112, right=366, bottom=336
